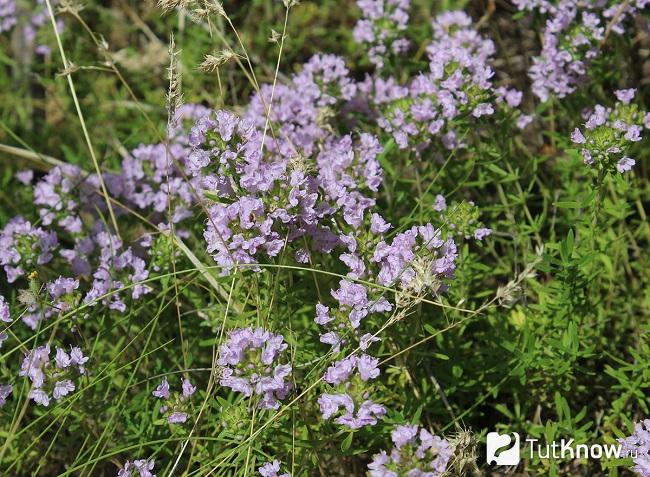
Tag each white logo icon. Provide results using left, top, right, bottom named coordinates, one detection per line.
left=487, top=431, right=521, bottom=466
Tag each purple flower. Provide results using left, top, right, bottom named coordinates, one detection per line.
left=53, top=380, right=75, bottom=400
left=474, top=228, right=492, bottom=240
left=0, top=295, right=10, bottom=323
left=619, top=420, right=650, bottom=477
left=615, top=88, right=636, bottom=104
left=217, top=327, right=292, bottom=409
left=168, top=412, right=189, bottom=424
left=433, top=194, right=447, bottom=212
left=118, top=459, right=156, bottom=477
left=617, top=157, right=635, bottom=174
left=258, top=460, right=290, bottom=477
left=368, top=424, right=453, bottom=476
left=182, top=378, right=196, bottom=398
left=15, top=170, right=33, bottom=184
left=152, top=378, right=170, bottom=399
left=570, top=128, right=586, bottom=144
left=29, top=389, right=50, bottom=407
left=0, top=384, right=12, bottom=407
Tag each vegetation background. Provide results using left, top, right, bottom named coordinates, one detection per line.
left=0, top=0, right=649, bottom=476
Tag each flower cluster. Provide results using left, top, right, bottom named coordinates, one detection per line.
left=189, top=104, right=384, bottom=273
left=217, top=327, right=292, bottom=409
left=0, top=0, right=16, bottom=33
left=117, top=459, right=156, bottom=477
left=359, top=11, right=525, bottom=153
left=353, top=0, right=411, bottom=69
left=521, top=0, right=648, bottom=102
left=0, top=217, right=58, bottom=283
left=152, top=376, right=197, bottom=424
left=318, top=354, right=386, bottom=429
left=246, top=54, right=356, bottom=157
left=570, top=89, right=647, bottom=174
left=19, top=344, right=88, bottom=406
left=83, top=232, right=151, bottom=312
left=619, top=419, right=650, bottom=477
left=22, top=276, right=80, bottom=330
left=368, top=424, right=453, bottom=476
left=0, top=0, right=63, bottom=55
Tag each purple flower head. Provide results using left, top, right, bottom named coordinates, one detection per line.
left=353, top=0, right=411, bottom=69
left=0, top=384, right=12, bottom=407
left=619, top=420, right=650, bottom=477
left=0, top=217, right=58, bottom=283
left=615, top=88, right=636, bottom=104
left=0, top=295, right=10, bottom=323
left=152, top=378, right=170, bottom=399
left=474, top=228, right=492, bottom=240
left=369, top=424, right=453, bottom=476
left=118, top=459, right=156, bottom=477
left=617, top=157, right=635, bottom=174
left=258, top=460, right=291, bottom=477
left=217, top=327, right=292, bottom=409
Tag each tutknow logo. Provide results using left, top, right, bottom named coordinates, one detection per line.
left=486, top=431, right=642, bottom=466
left=487, top=432, right=521, bottom=465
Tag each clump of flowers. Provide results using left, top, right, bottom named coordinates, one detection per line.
left=318, top=354, right=386, bottom=429
left=33, top=164, right=87, bottom=234
left=0, top=217, right=58, bottom=283
left=522, top=0, right=648, bottom=102
left=19, top=344, right=88, bottom=406
left=117, top=459, right=156, bottom=477
left=0, top=0, right=17, bottom=33
left=84, top=232, right=151, bottom=312
left=368, top=424, right=454, bottom=476
left=570, top=89, right=646, bottom=174
left=618, top=419, right=650, bottom=477
left=152, top=376, right=197, bottom=424
left=246, top=54, right=356, bottom=157
left=189, top=106, right=384, bottom=274
left=217, top=327, right=292, bottom=410
left=353, top=0, right=411, bottom=69
left=258, top=460, right=291, bottom=477
left=21, top=276, right=80, bottom=330
left=362, top=11, right=523, bottom=153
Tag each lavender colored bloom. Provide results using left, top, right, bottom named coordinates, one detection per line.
left=0, top=384, right=12, bottom=407
left=0, top=295, right=10, bottom=323
left=619, top=420, right=650, bottom=477
left=15, top=170, right=33, bottom=184
left=152, top=378, right=170, bottom=399
left=168, top=412, right=189, bottom=424
left=517, top=114, right=534, bottom=130
left=182, top=378, right=196, bottom=398
left=571, top=93, right=646, bottom=175
left=353, top=0, right=411, bottom=69
left=615, top=88, right=636, bottom=104
left=0, top=217, right=58, bottom=283
left=474, top=228, right=492, bottom=240
left=217, top=327, right=292, bottom=409
left=118, top=459, right=156, bottom=477
left=319, top=354, right=385, bottom=429
left=258, top=460, right=290, bottom=477
left=84, top=232, right=151, bottom=311
left=617, top=157, right=636, bottom=174
left=70, top=347, right=89, bottom=373
left=29, top=389, right=50, bottom=407
left=571, top=128, right=586, bottom=144
left=433, top=195, right=446, bottom=212
left=53, top=380, right=75, bottom=400
left=368, top=424, right=453, bottom=476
